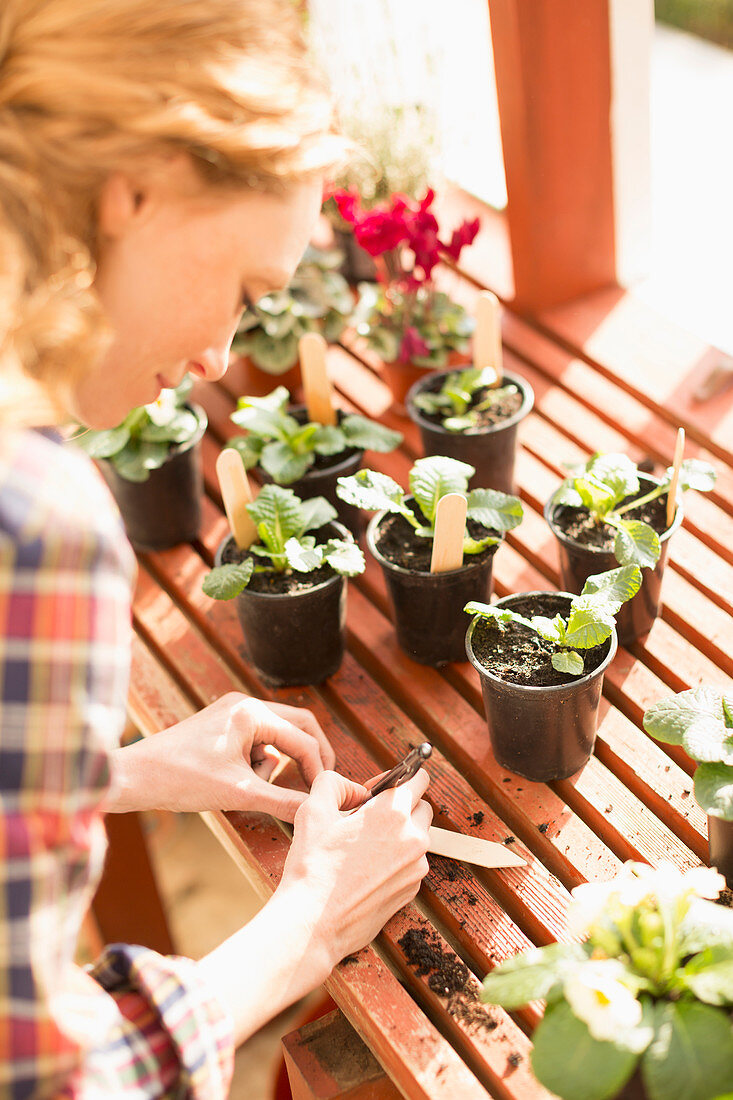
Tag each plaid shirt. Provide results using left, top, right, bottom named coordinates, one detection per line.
left=0, top=430, right=233, bottom=1099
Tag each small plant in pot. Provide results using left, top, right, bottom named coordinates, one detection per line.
left=230, top=245, right=354, bottom=395
left=226, top=384, right=402, bottom=534
left=644, top=687, right=733, bottom=889
left=202, top=485, right=364, bottom=686
left=481, top=859, right=733, bottom=1100
left=337, top=455, right=523, bottom=666
left=544, top=449, right=717, bottom=645
left=73, top=377, right=206, bottom=551
left=464, top=565, right=642, bottom=781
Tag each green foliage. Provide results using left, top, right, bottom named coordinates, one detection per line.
left=412, top=366, right=520, bottom=431
left=531, top=1001, right=640, bottom=1100
left=228, top=386, right=402, bottom=485
left=465, top=564, right=641, bottom=677
left=202, top=485, right=364, bottom=599
left=73, top=377, right=203, bottom=483
left=232, top=245, right=354, bottom=374
left=353, top=282, right=474, bottom=368
left=553, top=452, right=717, bottom=571
left=337, top=455, right=523, bottom=559
left=644, top=688, right=733, bottom=820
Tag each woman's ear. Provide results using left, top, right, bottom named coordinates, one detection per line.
left=97, top=173, right=146, bottom=239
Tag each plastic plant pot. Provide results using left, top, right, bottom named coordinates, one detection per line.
left=366, top=511, right=498, bottom=666
left=98, top=403, right=207, bottom=552
left=214, top=522, right=350, bottom=687
left=544, top=473, right=683, bottom=646
left=257, top=405, right=364, bottom=535
left=708, top=815, right=733, bottom=888
left=465, top=591, right=617, bottom=782
left=406, top=368, right=534, bottom=494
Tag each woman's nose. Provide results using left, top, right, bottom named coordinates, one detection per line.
left=188, top=345, right=230, bottom=383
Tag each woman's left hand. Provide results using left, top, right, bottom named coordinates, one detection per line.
left=106, top=693, right=335, bottom=821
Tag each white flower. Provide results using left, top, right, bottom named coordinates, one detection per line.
left=145, top=388, right=177, bottom=425
left=677, top=864, right=726, bottom=901
left=564, top=959, right=643, bottom=1044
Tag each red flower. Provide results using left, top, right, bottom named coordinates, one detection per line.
left=398, top=326, right=430, bottom=363
left=332, top=188, right=363, bottom=225
left=354, top=205, right=409, bottom=257
left=441, top=217, right=481, bottom=262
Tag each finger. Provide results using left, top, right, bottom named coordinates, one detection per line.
left=411, top=799, right=434, bottom=834
left=261, top=701, right=335, bottom=770
left=235, top=775, right=308, bottom=823
left=251, top=745, right=281, bottom=783
left=363, top=770, right=390, bottom=792
left=309, top=769, right=370, bottom=811
left=373, top=767, right=430, bottom=813
left=245, top=703, right=325, bottom=786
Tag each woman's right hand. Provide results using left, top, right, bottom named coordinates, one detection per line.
left=277, top=768, right=433, bottom=978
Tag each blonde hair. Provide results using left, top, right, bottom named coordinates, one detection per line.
left=0, top=0, right=340, bottom=424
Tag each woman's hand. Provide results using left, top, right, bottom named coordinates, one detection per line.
left=106, top=692, right=334, bottom=821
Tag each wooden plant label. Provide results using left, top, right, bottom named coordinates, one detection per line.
left=428, top=827, right=526, bottom=868
left=430, top=493, right=467, bottom=574
left=300, top=332, right=337, bottom=426
left=666, top=427, right=685, bottom=527
left=216, top=449, right=258, bottom=550
left=474, top=290, right=503, bottom=386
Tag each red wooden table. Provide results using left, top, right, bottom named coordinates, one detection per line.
left=125, top=222, right=733, bottom=1099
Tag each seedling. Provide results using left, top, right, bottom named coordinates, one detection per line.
left=202, top=485, right=365, bottom=599
left=227, top=386, right=403, bottom=484
left=644, top=688, right=733, bottom=821
left=553, top=451, right=717, bottom=569
left=412, top=367, right=520, bottom=432
left=73, top=377, right=202, bottom=482
left=465, top=564, right=642, bottom=676
left=336, top=455, right=523, bottom=556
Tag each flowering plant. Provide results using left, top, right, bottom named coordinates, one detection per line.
left=481, top=861, right=733, bottom=1100
left=331, top=187, right=479, bottom=368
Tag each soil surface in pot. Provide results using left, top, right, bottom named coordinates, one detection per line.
left=221, top=534, right=336, bottom=595
left=716, top=887, right=733, bottom=908
left=471, top=592, right=611, bottom=687
left=416, top=373, right=523, bottom=432
left=375, top=502, right=498, bottom=573
left=552, top=490, right=669, bottom=551
left=290, top=406, right=361, bottom=472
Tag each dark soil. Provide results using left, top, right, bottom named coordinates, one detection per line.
left=716, top=887, right=733, bottom=908
left=470, top=592, right=611, bottom=686
left=397, top=927, right=499, bottom=1033
left=221, top=526, right=336, bottom=595
left=291, top=405, right=361, bottom=472
left=416, top=373, right=524, bottom=432
left=552, top=487, right=670, bottom=551
left=375, top=500, right=499, bottom=572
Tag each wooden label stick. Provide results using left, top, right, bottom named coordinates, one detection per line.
left=666, top=427, right=685, bottom=528
left=430, top=493, right=467, bottom=574
left=300, top=332, right=337, bottom=426
left=428, top=826, right=526, bottom=868
left=216, top=449, right=258, bottom=550
left=474, top=290, right=502, bottom=387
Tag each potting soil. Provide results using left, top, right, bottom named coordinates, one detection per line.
left=376, top=505, right=498, bottom=573
left=221, top=539, right=336, bottom=595
left=553, top=491, right=669, bottom=551
left=417, top=376, right=523, bottom=431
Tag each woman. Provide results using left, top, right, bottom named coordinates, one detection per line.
left=0, top=2, right=432, bottom=1096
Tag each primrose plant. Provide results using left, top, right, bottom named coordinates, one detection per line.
left=481, top=860, right=733, bottom=1100
left=337, top=455, right=523, bottom=555
left=202, top=486, right=365, bottom=600
left=466, top=565, right=642, bottom=676
left=411, top=366, right=520, bottom=432
left=74, top=377, right=202, bottom=482
left=227, top=386, right=403, bottom=485
left=554, top=452, right=717, bottom=569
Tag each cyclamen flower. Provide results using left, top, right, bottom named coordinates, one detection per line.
left=354, top=204, right=409, bottom=257
left=443, top=217, right=481, bottom=262
left=564, top=960, right=643, bottom=1043
left=398, top=326, right=430, bottom=363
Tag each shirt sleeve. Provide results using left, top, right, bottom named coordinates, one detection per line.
left=0, top=432, right=234, bottom=1099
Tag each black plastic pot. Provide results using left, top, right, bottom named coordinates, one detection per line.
left=98, top=403, right=207, bottom=552
left=465, top=591, right=617, bottom=782
left=406, top=368, right=534, bottom=494
left=367, top=510, right=498, bottom=666
left=257, top=406, right=364, bottom=535
left=214, top=522, right=350, bottom=687
left=708, top=815, right=733, bottom=888
left=544, top=474, right=683, bottom=647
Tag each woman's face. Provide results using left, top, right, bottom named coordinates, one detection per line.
left=78, top=159, right=323, bottom=428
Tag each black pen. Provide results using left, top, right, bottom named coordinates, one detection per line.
left=358, top=742, right=432, bottom=806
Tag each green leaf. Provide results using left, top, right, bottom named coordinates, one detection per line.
left=202, top=560, right=254, bottom=599
left=297, top=496, right=337, bottom=534
left=694, top=762, right=733, bottom=818
left=247, top=485, right=304, bottom=551
left=412, top=391, right=448, bottom=415
left=109, top=449, right=150, bottom=482
left=246, top=329, right=300, bottom=372
left=481, top=943, right=589, bottom=1009
left=311, top=425, right=346, bottom=456
left=336, top=469, right=411, bottom=518
left=225, top=435, right=264, bottom=469
left=552, top=651, right=585, bottom=676
left=531, top=614, right=566, bottom=644
left=576, top=476, right=618, bottom=518
left=581, top=565, right=643, bottom=611
left=683, top=718, right=733, bottom=766
left=723, top=695, right=733, bottom=729
left=443, top=414, right=477, bottom=432
left=260, top=441, right=313, bottom=484
left=564, top=603, right=615, bottom=649
left=464, top=602, right=535, bottom=631
left=531, top=1001, right=639, bottom=1100
left=285, top=536, right=322, bottom=572
left=321, top=539, right=366, bottom=576
left=679, top=945, right=733, bottom=1006
left=642, top=1000, right=733, bottom=1100
left=680, top=897, right=733, bottom=955
left=235, top=386, right=291, bottom=415
left=643, top=688, right=726, bottom=748
left=553, top=479, right=585, bottom=508
left=340, top=415, right=403, bottom=453
left=466, top=488, right=524, bottom=532
left=669, top=458, right=718, bottom=495
left=587, top=452, right=640, bottom=502
left=463, top=534, right=499, bottom=555
left=140, top=408, right=199, bottom=444
left=612, top=520, right=661, bottom=569
left=409, top=456, right=474, bottom=524
left=75, top=425, right=131, bottom=459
